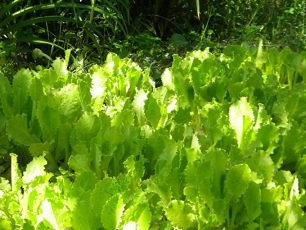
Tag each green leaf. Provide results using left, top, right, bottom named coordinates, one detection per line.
left=161, top=68, right=175, bottom=91
left=12, top=69, right=33, bottom=114
left=243, top=182, right=261, bottom=221
left=22, top=155, right=49, bottom=184
left=52, top=58, right=68, bottom=80
left=155, top=138, right=177, bottom=176
left=205, top=149, right=227, bottom=199
left=0, top=74, right=13, bottom=117
left=70, top=112, right=107, bottom=143
left=229, top=97, right=254, bottom=148
left=29, top=142, right=53, bottom=157
left=90, top=177, right=121, bottom=220
left=126, top=66, right=142, bottom=91
left=70, top=172, right=99, bottom=229
left=90, top=70, right=108, bottom=114
left=30, top=77, right=44, bottom=102
left=40, top=200, right=60, bottom=230
left=6, top=114, right=40, bottom=146
left=247, top=151, right=274, bottom=181
left=36, top=96, right=60, bottom=140
left=72, top=171, right=97, bottom=194
left=124, top=155, right=145, bottom=180
left=101, top=194, right=125, bottom=230
left=225, top=164, right=252, bottom=201
left=170, top=33, right=188, bottom=47
left=37, top=69, right=58, bottom=90
left=135, top=204, right=151, bottom=230
left=133, top=89, right=148, bottom=124
left=283, top=199, right=306, bottom=229
left=261, top=203, right=279, bottom=226
left=170, top=123, right=185, bottom=141
left=72, top=198, right=99, bottom=230
left=68, top=151, right=90, bottom=172
left=165, top=200, right=195, bottom=229
left=0, top=219, right=12, bottom=230
left=184, top=159, right=212, bottom=204
left=10, top=153, right=22, bottom=192
left=123, top=201, right=152, bottom=230
left=144, top=94, right=161, bottom=128
left=55, top=123, right=71, bottom=161
left=256, top=123, right=279, bottom=151
left=55, top=83, right=81, bottom=119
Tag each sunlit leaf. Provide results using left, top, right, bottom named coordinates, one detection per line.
left=229, top=97, right=254, bottom=148
left=101, top=194, right=125, bottom=230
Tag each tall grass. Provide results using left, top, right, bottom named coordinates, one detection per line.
left=0, top=0, right=131, bottom=62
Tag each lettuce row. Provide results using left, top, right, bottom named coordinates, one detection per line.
left=0, top=45, right=306, bottom=229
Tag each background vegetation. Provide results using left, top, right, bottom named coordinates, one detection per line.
left=0, top=0, right=305, bottom=80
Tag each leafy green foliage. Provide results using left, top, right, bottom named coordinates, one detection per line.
left=201, top=0, right=306, bottom=50
left=1, top=44, right=306, bottom=229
